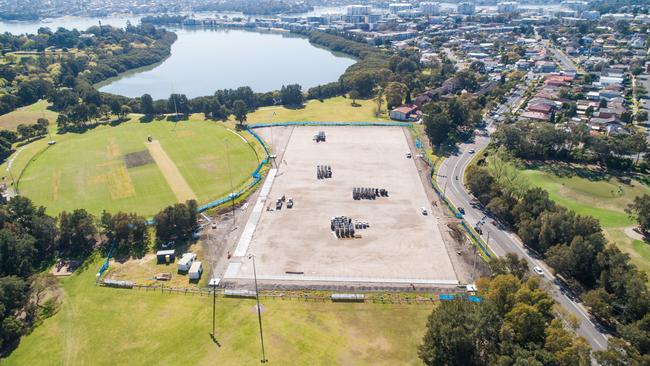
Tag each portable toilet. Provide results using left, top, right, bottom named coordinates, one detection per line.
left=188, top=261, right=203, bottom=280
left=177, top=253, right=197, bottom=273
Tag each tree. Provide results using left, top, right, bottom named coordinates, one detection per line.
left=502, top=303, right=547, bottom=345
left=140, top=93, right=154, bottom=115
left=279, top=84, right=303, bottom=106
left=99, top=211, right=149, bottom=259
left=489, top=252, right=529, bottom=279
left=373, top=87, right=384, bottom=117
left=384, top=82, right=408, bottom=109
left=348, top=90, right=360, bottom=106
left=58, top=209, right=97, bottom=257
left=419, top=298, right=497, bottom=365
left=154, top=200, right=198, bottom=243
left=595, top=337, right=645, bottom=366
left=232, top=99, right=248, bottom=127
left=627, top=194, right=650, bottom=233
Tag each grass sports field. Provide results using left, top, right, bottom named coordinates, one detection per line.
left=238, top=96, right=389, bottom=124
left=521, top=168, right=650, bottom=277
left=0, top=100, right=58, bottom=131
left=4, top=117, right=260, bottom=216
left=4, top=257, right=430, bottom=366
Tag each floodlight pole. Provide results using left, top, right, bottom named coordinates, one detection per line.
left=249, top=254, right=267, bottom=363
left=212, top=284, right=216, bottom=336
left=224, top=138, right=235, bottom=226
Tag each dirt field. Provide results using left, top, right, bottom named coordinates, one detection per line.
left=225, top=126, right=458, bottom=285
left=146, top=140, right=196, bottom=202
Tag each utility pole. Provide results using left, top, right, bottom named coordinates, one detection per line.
left=249, top=254, right=267, bottom=363
left=209, top=278, right=220, bottom=338
left=224, top=138, right=235, bottom=226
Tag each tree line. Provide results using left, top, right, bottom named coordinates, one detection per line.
left=493, top=121, right=648, bottom=170
left=0, top=24, right=176, bottom=117
left=466, top=153, right=649, bottom=362
left=0, top=196, right=198, bottom=354
left=420, top=274, right=597, bottom=365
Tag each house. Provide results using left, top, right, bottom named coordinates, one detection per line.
left=521, top=111, right=551, bottom=121
left=535, top=61, right=556, bottom=73
left=390, top=104, right=419, bottom=121
left=527, top=103, right=555, bottom=114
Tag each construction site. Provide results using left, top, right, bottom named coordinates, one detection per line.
left=216, top=126, right=468, bottom=288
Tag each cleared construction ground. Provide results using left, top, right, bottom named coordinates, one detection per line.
left=226, top=126, right=458, bottom=285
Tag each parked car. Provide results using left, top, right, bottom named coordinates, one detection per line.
left=533, top=266, right=544, bottom=276
left=458, top=207, right=465, bottom=215
left=420, top=207, right=428, bottom=215
left=406, top=152, right=412, bottom=158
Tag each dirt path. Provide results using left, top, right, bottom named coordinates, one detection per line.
left=624, top=226, right=645, bottom=241
left=146, top=140, right=196, bottom=202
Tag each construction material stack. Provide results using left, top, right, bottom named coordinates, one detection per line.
left=352, top=187, right=388, bottom=200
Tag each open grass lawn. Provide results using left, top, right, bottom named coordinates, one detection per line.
left=239, top=96, right=390, bottom=124
left=0, top=100, right=58, bottom=131
left=521, top=168, right=650, bottom=278
left=5, top=258, right=430, bottom=366
left=4, top=117, right=260, bottom=217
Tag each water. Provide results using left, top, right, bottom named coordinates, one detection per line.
left=98, top=28, right=355, bottom=99
left=0, top=11, right=355, bottom=99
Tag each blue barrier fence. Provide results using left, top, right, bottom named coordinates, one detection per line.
left=439, top=293, right=482, bottom=303
left=248, top=121, right=412, bottom=129
left=96, top=239, right=116, bottom=282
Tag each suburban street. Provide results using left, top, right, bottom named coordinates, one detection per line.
left=435, top=85, right=610, bottom=350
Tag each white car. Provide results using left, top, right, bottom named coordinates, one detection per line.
left=406, top=152, right=412, bottom=158
left=533, top=266, right=544, bottom=276
left=420, top=207, right=428, bottom=215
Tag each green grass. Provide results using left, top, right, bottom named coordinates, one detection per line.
left=4, top=258, right=430, bottom=366
left=521, top=167, right=650, bottom=278
left=239, top=96, right=390, bottom=124
left=4, top=117, right=260, bottom=216
left=0, top=100, right=58, bottom=131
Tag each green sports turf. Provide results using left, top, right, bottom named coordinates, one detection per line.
left=520, top=169, right=648, bottom=228
left=4, top=257, right=430, bottom=366
left=12, top=118, right=260, bottom=216
left=521, top=168, right=650, bottom=279
left=239, top=96, right=390, bottom=124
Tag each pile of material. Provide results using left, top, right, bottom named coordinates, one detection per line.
left=330, top=216, right=369, bottom=239
left=317, top=165, right=332, bottom=179
left=352, top=187, right=388, bottom=200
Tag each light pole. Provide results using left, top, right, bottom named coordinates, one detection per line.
left=249, top=254, right=267, bottom=363
left=224, top=138, right=235, bottom=226
left=208, top=278, right=220, bottom=338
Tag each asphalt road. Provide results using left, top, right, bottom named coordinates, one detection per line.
left=547, top=45, right=577, bottom=72
left=435, top=85, right=609, bottom=350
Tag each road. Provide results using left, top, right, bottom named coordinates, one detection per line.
left=435, top=83, right=609, bottom=350
left=547, top=43, right=577, bottom=72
